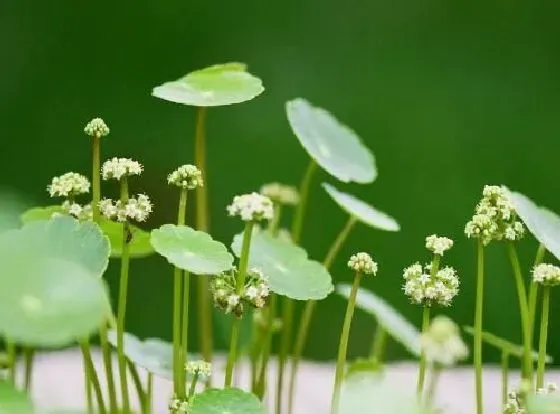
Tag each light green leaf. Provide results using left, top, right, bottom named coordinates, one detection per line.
left=0, top=216, right=111, bottom=347
left=527, top=393, right=560, bottom=413
left=189, top=388, right=265, bottom=414
left=286, top=98, right=376, bottom=184
left=504, top=188, right=560, bottom=261
left=0, top=381, right=34, bottom=414
left=336, top=284, right=421, bottom=357
left=231, top=228, right=333, bottom=300
left=463, top=326, right=551, bottom=362
left=20, top=205, right=64, bottom=224
left=345, top=358, right=383, bottom=378
left=99, top=219, right=154, bottom=259
left=323, top=183, right=400, bottom=231
left=152, top=62, right=264, bottom=107
left=151, top=224, right=234, bottom=275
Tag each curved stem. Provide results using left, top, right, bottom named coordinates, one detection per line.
left=528, top=244, right=546, bottom=344
left=506, top=242, right=532, bottom=382
left=537, top=286, right=550, bottom=389
left=501, top=351, right=509, bottom=408
left=80, top=340, right=107, bottom=414
left=127, top=359, right=146, bottom=412
left=255, top=294, right=278, bottom=399
left=369, top=325, right=388, bottom=363
left=474, top=239, right=484, bottom=414
left=23, top=348, right=33, bottom=392
left=224, top=221, right=255, bottom=387
left=117, top=177, right=131, bottom=413
left=330, top=272, right=362, bottom=414
left=416, top=305, right=431, bottom=394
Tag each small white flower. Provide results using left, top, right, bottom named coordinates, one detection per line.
left=226, top=192, right=274, bottom=222
left=420, top=315, right=469, bottom=367
left=167, top=164, right=203, bottom=189
left=260, top=182, right=300, bottom=205
left=227, top=295, right=240, bottom=307
left=403, top=263, right=459, bottom=306
left=347, top=252, right=378, bottom=275
left=99, top=194, right=153, bottom=222
left=101, top=157, right=143, bottom=181
left=47, top=172, right=90, bottom=198
left=425, top=234, right=454, bottom=256
left=185, top=360, right=212, bottom=377
left=84, top=117, right=110, bottom=137
left=532, top=263, right=560, bottom=287
left=61, top=201, right=93, bottom=221
left=245, top=286, right=259, bottom=300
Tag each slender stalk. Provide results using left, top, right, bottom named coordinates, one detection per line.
left=91, top=135, right=101, bottom=221
left=287, top=216, right=356, bottom=414
left=506, top=242, right=532, bottom=382
left=145, top=373, right=153, bottom=414
left=501, top=351, right=509, bottom=408
left=268, top=203, right=283, bottom=235
left=528, top=244, right=546, bottom=343
left=330, top=272, right=362, bottom=414
left=424, top=366, right=441, bottom=407
left=23, top=348, right=33, bottom=392
left=416, top=305, right=431, bottom=394
left=117, top=177, right=131, bottom=413
left=99, top=323, right=118, bottom=413
left=255, top=294, right=278, bottom=399
left=536, top=286, right=550, bottom=389
left=127, top=360, right=146, bottom=412
left=80, top=340, right=107, bottom=414
left=6, top=340, right=15, bottom=384
left=224, top=221, right=255, bottom=387
left=291, top=160, right=317, bottom=243
left=370, top=324, right=388, bottom=363
left=85, top=367, right=94, bottom=414
left=250, top=320, right=265, bottom=393
left=474, top=239, right=484, bottom=414
left=187, top=372, right=200, bottom=399
left=179, top=271, right=191, bottom=393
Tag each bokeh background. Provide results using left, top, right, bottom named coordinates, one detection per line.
left=2, top=1, right=560, bottom=365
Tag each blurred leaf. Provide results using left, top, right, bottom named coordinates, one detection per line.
left=0, top=216, right=111, bottom=347
left=345, top=357, right=383, bottom=378
left=152, top=62, right=264, bottom=107
left=231, top=227, right=333, bottom=300
left=286, top=98, right=376, bottom=184
left=151, top=224, right=234, bottom=274
left=20, top=205, right=63, bottom=225
left=322, top=183, right=400, bottom=231
left=99, top=219, right=154, bottom=259
left=527, top=393, right=560, bottom=414
left=0, top=381, right=34, bottom=414
left=189, top=388, right=265, bottom=414
left=336, top=285, right=421, bottom=357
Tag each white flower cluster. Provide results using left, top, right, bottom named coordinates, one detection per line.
left=168, top=396, right=189, bottom=414
left=243, top=268, right=270, bottom=308
left=403, top=263, right=459, bottom=306
left=504, top=382, right=557, bottom=414
left=99, top=194, right=152, bottom=222
left=185, top=360, right=212, bottom=378
left=47, top=172, right=90, bottom=198
left=62, top=201, right=93, bottom=221
left=425, top=234, right=453, bottom=256
left=101, top=157, right=143, bottom=181
left=84, top=117, right=110, bottom=137
left=260, top=182, right=300, bottom=205
left=465, top=185, right=525, bottom=245
left=420, top=315, right=468, bottom=367
left=226, top=192, right=274, bottom=222
left=532, top=263, right=560, bottom=287
left=168, top=164, right=203, bottom=189
left=347, top=252, right=378, bottom=275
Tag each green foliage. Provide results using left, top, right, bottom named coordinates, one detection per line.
left=189, top=388, right=266, bottom=414
left=0, top=381, right=34, bottom=414
left=526, top=393, right=560, bottom=413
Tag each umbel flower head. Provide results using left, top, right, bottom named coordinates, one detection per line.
left=168, top=396, right=189, bottom=414
left=464, top=185, right=525, bottom=245
left=260, top=182, right=300, bottom=205
left=47, top=172, right=90, bottom=198
left=425, top=234, right=453, bottom=256
left=532, top=263, right=560, bottom=287
left=84, top=118, right=110, bottom=137
left=226, top=192, right=274, bottom=222
left=61, top=201, right=93, bottom=222
left=420, top=315, right=468, bottom=367
left=347, top=252, right=378, bottom=275
left=99, top=194, right=153, bottom=222
left=168, top=164, right=203, bottom=189
left=403, top=263, right=459, bottom=306
left=185, top=360, right=212, bottom=378
left=101, top=157, right=143, bottom=181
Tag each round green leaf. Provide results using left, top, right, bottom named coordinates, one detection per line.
left=20, top=205, right=64, bottom=225
left=151, top=224, right=234, bottom=274
left=0, top=216, right=111, bottom=347
left=152, top=62, right=264, bottom=107
left=99, top=219, right=154, bottom=259
left=504, top=187, right=560, bottom=261
left=0, top=381, right=34, bottom=414
left=286, top=98, right=376, bottom=184
left=231, top=228, right=333, bottom=300
left=323, top=183, right=400, bottom=231
left=189, top=388, right=265, bottom=414
left=336, top=284, right=421, bottom=357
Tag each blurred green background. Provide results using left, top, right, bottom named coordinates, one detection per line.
left=2, top=1, right=560, bottom=365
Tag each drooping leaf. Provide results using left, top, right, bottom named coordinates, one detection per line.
left=336, top=284, right=421, bottom=357
left=322, top=183, right=400, bottom=231
left=151, top=224, right=234, bottom=275
left=286, top=98, right=376, bottom=184
left=463, top=326, right=551, bottom=363
left=0, top=381, right=34, bottom=414
left=20, top=205, right=64, bottom=224
left=99, top=219, right=154, bottom=259
left=231, top=228, right=333, bottom=300
left=189, top=388, right=265, bottom=414
left=526, top=392, right=560, bottom=413
left=152, top=62, right=264, bottom=107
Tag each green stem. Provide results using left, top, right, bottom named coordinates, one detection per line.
left=91, top=135, right=101, bottom=222
left=424, top=366, right=441, bottom=407
left=250, top=319, right=265, bottom=393
left=291, top=160, right=317, bottom=244
left=369, top=324, right=388, bottom=363
left=23, top=348, right=33, bottom=392
left=255, top=294, right=278, bottom=399
left=99, top=323, right=118, bottom=413
left=287, top=216, right=356, bottom=414
left=416, top=305, right=431, bottom=394
left=537, top=286, right=550, bottom=389
left=6, top=340, right=15, bottom=384
left=330, top=272, right=362, bottom=414
left=528, top=244, right=546, bottom=344
left=501, top=351, right=509, bottom=408
left=117, top=177, right=131, bottom=413
left=187, top=372, right=200, bottom=399
left=127, top=359, right=146, bottom=412
left=506, top=242, right=532, bottom=382
left=80, top=340, right=107, bottom=414
left=474, top=239, right=484, bottom=414
left=179, top=271, right=191, bottom=394
left=224, top=221, right=255, bottom=387
left=145, top=373, right=153, bottom=414
left=268, top=203, right=282, bottom=235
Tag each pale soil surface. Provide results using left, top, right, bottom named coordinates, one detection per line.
left=18, top=348, right=559, bottom=413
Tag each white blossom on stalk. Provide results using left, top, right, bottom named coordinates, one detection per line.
left=226, top=192, right=274, bottom=222
left=532, top=263, right=560, bottom=287
left=47, top=172, right=90, bottom=198
left=101, top=157, right=143, bottom=181
left=347, top=252, right=378, bottom=275
left=425, top=234, right=453, bottom=256
left=99, top=194, right=152, bottom=222
left=403, top=263, right=459, bottom=306
left=168, top=164, right=203, bottom=189
left=84, top=118, right=110, bottom=137
left=185, top=360, right=212, bottom=378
